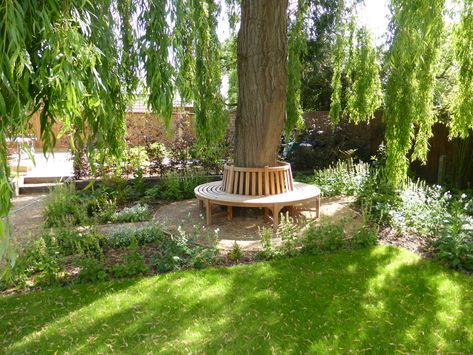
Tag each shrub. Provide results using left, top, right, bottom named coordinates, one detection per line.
left=77, top=257, right=107, bottom=283
left=278, top=212, right=299, bottom=256
left=228, top=242, right=244, bottom=262
left=45, top=184, right=120, bottom=226
left=302, top=159, right=371, bottom=197
left=152, top=228, right=219, bottom=273
left=256, top=226, right=275, bottom=260
left=161, top=172, right=211, bottom=200
left=387, top=181, right=449, bottom=236
left=141, top=185, right=162, bottom=204
left=435, top=197, right=473, bottom=271
left=112, top=204, right=151, bottom=223
left=108, top=250, right=149, bottom=278
left=125, top=146, right=150, bottom=175
left=147, top=142, right=169, bottom=176
left=302, top=222, right=347, bottom=254
left=106, top=224, right=166, bottom=249
left=43, top=228, right=106, bottom=258
left=1, top=237, right=63, bottom=289
left=44, top=184, right=87, bottom=227
left=161, top=173, right=184, bottom=200
left=351, top=226, right=378, bottom=248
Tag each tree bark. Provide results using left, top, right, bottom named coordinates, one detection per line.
left=234, top=0, right=288, bottom=167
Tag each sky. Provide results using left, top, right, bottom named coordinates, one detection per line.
left=357, top=0, right=390, bottom=44
left=217, top=0, right=391, bottom=43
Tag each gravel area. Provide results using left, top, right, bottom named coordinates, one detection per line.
left=153, top=196, right=362, bottom=251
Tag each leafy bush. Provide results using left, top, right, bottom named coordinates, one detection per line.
left=44, top=184, right=120, bottom=226
left=228, top=242, right=244, bottom=262
left=256, top=227, right=275, bottom=260
left=161, top=173, right=184, bottom=200
left=112, top=204, right=151, bottom=223
left=108, top=250, right=149, bottom=278
left=1, top=237, right=64, bottom=289
left=387, top=181, right=449, bottom=236
left=77, top=257, right=107, bottom=283
left=43, top=228, right=106, bottom=258
left=352, top=226, right=378, bottom=248
left=302, top=222, right=347, bottom=254
left=152, top=228, right=219, bottom=273
left=147, top=142, right=169, bottom=176
left=125, top=146, right=150, bottom=175
left=278, top=212, right=299, bottom=256
left=44, top=184, right=87, bottom=227
left=106, top=224, right=166, bottom=249
left=161, top=172, right=211, bottom=200
left=435, top=197, right=473, bottom=271
left=302, top=159, right=371, bottom=197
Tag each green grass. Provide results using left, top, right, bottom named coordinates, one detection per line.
left=1, top=246, right=472, bottom=353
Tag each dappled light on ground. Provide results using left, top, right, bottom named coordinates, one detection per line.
left=1, top=246, right=472, bottom=353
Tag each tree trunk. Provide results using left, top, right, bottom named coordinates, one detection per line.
left=234, top=0, right=288, bottom=167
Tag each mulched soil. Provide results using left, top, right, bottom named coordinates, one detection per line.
left=378, top=227, right=435, bottom=258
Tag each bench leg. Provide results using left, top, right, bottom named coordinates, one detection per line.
left=264, top=207, right=270, bottom=223
left=272, top=205, right=282, bottom=232
left=205, top=200, right=212, bottom=225
left=227, top=206, right=233, bottom=221
left=198, top=199, right=204, bottom=209
left=316, top=196, right=321, bottom=218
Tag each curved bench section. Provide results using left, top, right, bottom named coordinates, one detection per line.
left=195, top=181, right=321, bottom=230
left=222, top=161, right=294, bottom=196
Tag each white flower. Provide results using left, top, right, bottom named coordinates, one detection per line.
left=461, top=193, right=467, bottom=200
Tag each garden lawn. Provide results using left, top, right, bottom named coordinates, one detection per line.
left=1, top=246, right=472, bottom=354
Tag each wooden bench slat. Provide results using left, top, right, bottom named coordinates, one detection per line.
left=233, top=171, right=239, bottom=194
left=274, top=171, right=281, bottom=194
left=258, top=171, right=263, bottom=196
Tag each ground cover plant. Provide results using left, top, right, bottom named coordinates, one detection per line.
left=1, top=246, right=472, bottom=353
left=302, top=157, right=473, bottom=271
left=0, top=173, right=218, bottom=292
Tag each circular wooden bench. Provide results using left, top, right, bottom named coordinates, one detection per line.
left=194, top=181, right=321, bottom=230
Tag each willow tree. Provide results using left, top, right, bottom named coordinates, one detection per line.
left=383, top=0, right=446, bottom=185
left=328, top=0, right=473, bottom=187
left=2, top=0, right=473, bottom=263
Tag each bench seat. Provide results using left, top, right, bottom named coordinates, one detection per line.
left=194, top=181, right=321, bottom=230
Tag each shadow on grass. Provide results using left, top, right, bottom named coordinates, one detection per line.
left=1, top=246, right=472, bottom=353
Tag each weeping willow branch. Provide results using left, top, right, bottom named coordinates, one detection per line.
left=384, top=0, right=445, bottom=186
left=0, top=0, right=130, bottom=262
left=285, top=0, right=309, bottom=140
left=344, top=28, right=382, bottom=124
left=450, top=0, right=473, bottom=139
left=328, top=5, right=347, bottom=126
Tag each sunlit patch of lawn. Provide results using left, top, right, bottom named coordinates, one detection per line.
left=1, top=246, right=472, bottom=353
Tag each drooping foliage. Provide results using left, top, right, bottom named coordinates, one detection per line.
left=450, top=0, right=473, bottom=139
left=0, top=0, right=131, bottom=263
left=327, top=5, right=347, bottom=126
left=140, top=0, right=227, bottom=152
left=0, top=0, right=226, bottom=263
left=345, top=28, right=382, bottom=124
left=328, top=6, right=382, bottom=126
left=384, top=0, right=445, bottom=185
left=301, top=0, right=359, bottom=111
left=285, top=0, right=309, bottom=140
